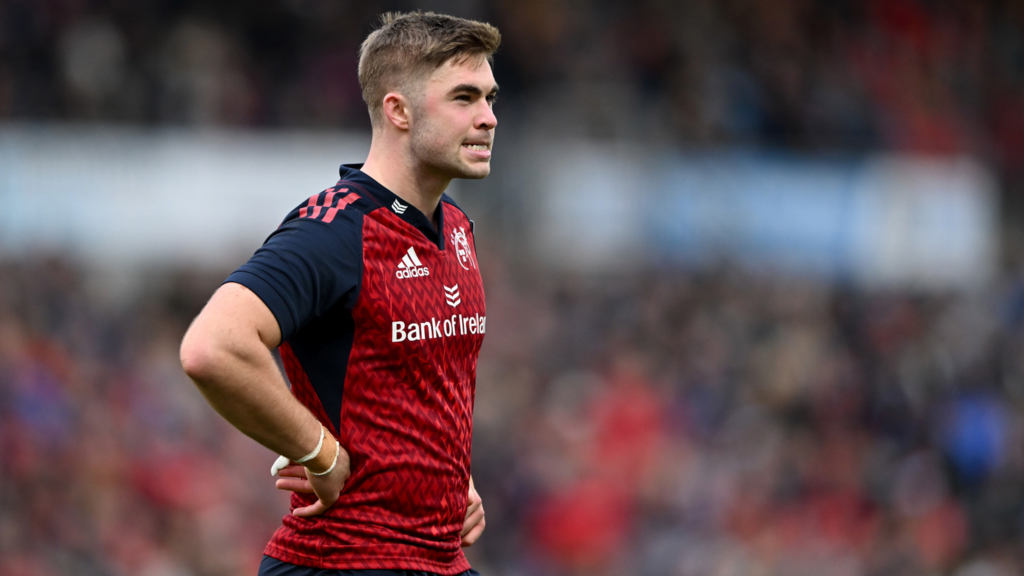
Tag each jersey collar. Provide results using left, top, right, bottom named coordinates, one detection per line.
left=339, top=163, right=445, bottom=250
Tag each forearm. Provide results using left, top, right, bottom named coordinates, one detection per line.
left=180, top=283, right=332, bottom=468
left=187, top=341, right=322, bottom=461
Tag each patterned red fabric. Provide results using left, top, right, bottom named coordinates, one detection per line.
left=265, top=201, right=485, bottom=574
left=278, top=343, right=338, bottom=438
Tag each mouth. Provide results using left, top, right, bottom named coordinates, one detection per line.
left=461, top=141, right=492, bottom=160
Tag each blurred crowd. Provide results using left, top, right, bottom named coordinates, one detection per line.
left=472, top=254, right=1024, bottom=576
left=3, top=0, right=1024, bottom=170
left=1, top=252, right=1024, bottom=576
left=0, top=258, right=291, bottom=576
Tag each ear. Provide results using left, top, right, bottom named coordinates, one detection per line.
left=381, top=92, right=412, bottom=131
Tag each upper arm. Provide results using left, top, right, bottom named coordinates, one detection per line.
left=206, top=281, right=283, bottom=348
left=180, top=282, right=281, bottom=379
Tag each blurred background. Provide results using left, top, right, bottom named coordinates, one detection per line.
left=2, top=1, right=1024, bottom=575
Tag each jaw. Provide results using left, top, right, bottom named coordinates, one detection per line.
left=409, top=127, right=494, bottom=181
left=460, top=163, right=491, bottom=179
left=411, top=149, right=490, bottom=183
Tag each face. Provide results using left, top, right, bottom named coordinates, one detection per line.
left=407, top=54, right=498, bottom=180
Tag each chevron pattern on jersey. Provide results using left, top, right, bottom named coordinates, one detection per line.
left=299, top=184, right=360, bottom=223
left=267, top=200, right=485, bottom=574
left=279, top=343, right=337, bottom=438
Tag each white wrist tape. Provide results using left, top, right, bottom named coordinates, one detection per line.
left=270, top=425, right=325, bottom=477
left=308, top=441, right=340, bottom=477
left=295, top=425, right=325, bottom=463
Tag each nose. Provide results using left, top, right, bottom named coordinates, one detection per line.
left=476, top=102, right=497, bottom=131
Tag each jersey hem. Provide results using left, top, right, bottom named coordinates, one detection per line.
left=263, top=544, right=472, bottom=576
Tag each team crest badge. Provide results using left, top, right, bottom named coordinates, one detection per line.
left=450, top=227, right=476, bottom=270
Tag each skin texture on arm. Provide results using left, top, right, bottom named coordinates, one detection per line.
left=180, top=281, right=350, bottom=516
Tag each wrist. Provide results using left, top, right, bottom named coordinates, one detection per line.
left=293, top=425, right=325, bottom=464
left=305, top=433, right=338, bottom=475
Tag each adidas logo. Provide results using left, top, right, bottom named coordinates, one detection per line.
left=444, top=284, right=461, bottom=307
left=396, top=247, right=429, bottom=279
left=392, top=199, right=408, bottom=214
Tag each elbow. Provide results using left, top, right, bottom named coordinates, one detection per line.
left=180, top=329, right=219, bottom=385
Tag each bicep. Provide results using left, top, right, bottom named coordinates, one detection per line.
left=197, top=282, right=282, bottom=350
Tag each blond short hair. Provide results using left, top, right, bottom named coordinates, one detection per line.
left=358, top=12, right=501, bottom=129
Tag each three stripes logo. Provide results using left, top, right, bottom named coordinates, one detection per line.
left=396, top=247, right=429, bottom=279
left=391, top=199, right=408, bottom=214
left=444, top=284, right=461, bottom=307
left=299, top=187, right=359, bottom=223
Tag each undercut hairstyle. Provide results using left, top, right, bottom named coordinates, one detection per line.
left=358, top=12, right=501, bottom=129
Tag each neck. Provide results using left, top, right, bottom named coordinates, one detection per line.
left=361, top=136, right=450, bottom=225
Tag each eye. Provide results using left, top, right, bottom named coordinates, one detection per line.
left=486, top=94, right=498, bottom=106
left=455, top=94, right=471, bottom=102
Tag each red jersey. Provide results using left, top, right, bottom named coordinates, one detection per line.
left=226, top=164, right=485, bottom=574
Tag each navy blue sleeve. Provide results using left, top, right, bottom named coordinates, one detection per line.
left=225, top=209, right=363, bottom=342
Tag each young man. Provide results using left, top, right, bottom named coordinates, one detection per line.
left=179, top=12, right=500, bottom=576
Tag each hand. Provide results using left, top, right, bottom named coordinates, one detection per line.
left=461, top=476, right=485, bottom=547
left=273, top=441, right=351, bottom=517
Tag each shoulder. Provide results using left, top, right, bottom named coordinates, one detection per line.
left=280, top=183, right=379, bottom=229
left=441, top=193, right=469, bottom=218
left=251, top=184, right=379, bottom=259
left=442, top=193, right=468, bottom=214
left=266, top=183, right=384, bottom=249
left=441, top=193, right=476, bottom=235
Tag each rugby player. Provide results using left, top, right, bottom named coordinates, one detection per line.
left=180, top=12, right=500, bottom=576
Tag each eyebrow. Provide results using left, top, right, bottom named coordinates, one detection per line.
left=449, top=83, right=500, bottom=97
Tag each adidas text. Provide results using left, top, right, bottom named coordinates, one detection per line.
left=396, top=267, right=430, bottom=279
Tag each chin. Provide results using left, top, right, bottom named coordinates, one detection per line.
left=447, top=161, right=491, bottom=180
left=462, top=165, right=491, bottom=179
